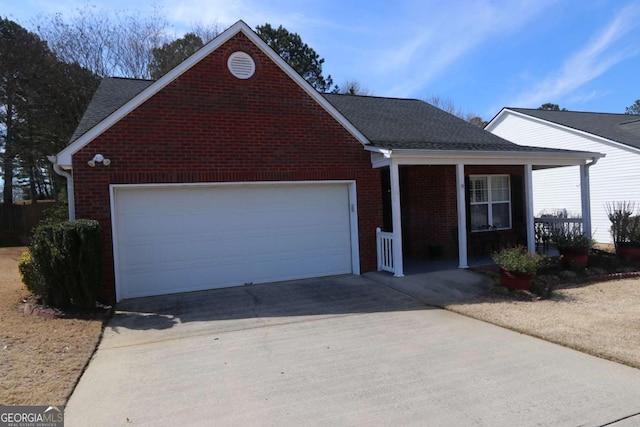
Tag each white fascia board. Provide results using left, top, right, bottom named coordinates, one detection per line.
left=488, top=109, right=640, bottom=156
left=367, top=147, right=604, bottom=168
left=484, top=108, right=509, bottom=132
left=369, top=152, right=391, bottom=168
left=57, top=20, right=370, bottom=168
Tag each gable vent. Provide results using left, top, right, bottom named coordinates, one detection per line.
left=227, top=51, right=255, bottom=79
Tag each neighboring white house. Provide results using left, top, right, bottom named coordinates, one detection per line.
left=486, top=108, right=640, bottom=244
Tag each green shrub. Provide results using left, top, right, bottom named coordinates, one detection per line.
left=38, top=200, right=70, bottom=227
left=529, top=280, right=551, bottom=299
left=30, top=219, right=102, bottom=309
left=558, top=270, right=578, bottom=280
left=552, top=227, right=594, bottom=249
left=492, top=246, right=544, bottom=274
left=18, top=250, right=37, bottom=293
left=584, top=267, right=607, bottom=277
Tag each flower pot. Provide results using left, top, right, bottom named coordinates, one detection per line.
left=499, top=267, right=534, bottom=290
left=558, top=247, right=589, bottom=268
left=617, top=243, right=640, bottom=261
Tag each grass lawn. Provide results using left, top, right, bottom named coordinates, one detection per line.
left=445, top=277, right=640, bottom=369
left=0, top=246, right=106, bottom=406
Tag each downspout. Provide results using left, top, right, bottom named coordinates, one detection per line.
left=47, top=155, right=75, bottom=220
left=580, top=156, right=599, bottom=240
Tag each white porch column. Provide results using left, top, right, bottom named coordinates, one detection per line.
left=524, top=164, right=535, bottom=253
left=580, top=163, right=592, bottom=238
left=389, top=161, right=404, bottom=277
left=456, top=164, right=468, bottom=268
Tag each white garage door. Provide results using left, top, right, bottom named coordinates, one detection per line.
left=113, top=183, right=354, bottom=300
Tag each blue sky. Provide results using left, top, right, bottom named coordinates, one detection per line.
left=5, top=0, right=640, bottom=120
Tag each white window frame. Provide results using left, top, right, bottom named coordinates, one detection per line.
left=469, top=174, right=512, bottom=232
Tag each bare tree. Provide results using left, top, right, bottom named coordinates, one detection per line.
left=424, top=95, right=465, bottom=117
left=35, top=6, right=170, bottom=78
left=625, top=99, right=640, bottom=115
left=424, top=95, right=485, bottom=126
left=113, top=11, right=169, bottom=79
left=466, top=115, right=487, bottom=128
left=190, top=21, right=222, bottom=45
left=335, top=79, right=370, bottom=95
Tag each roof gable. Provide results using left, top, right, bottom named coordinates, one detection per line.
left=55, top=20, right=369, bottom=168
left=487, top=108, right=640, bottom=150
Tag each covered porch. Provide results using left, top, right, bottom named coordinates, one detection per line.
left=371, top=148, right=603, bottom=277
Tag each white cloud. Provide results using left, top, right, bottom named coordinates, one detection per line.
left=506, top=3, right=640, bottom=108
left=370, top=1, right=558, bottom=97
left=567, top=90, right=611, bottom=104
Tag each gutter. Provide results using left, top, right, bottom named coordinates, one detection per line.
left=47, top=155, right=75, bottom=220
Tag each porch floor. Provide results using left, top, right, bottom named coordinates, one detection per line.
left=402, top=246, right=559, bottom=275
left=403, top=257, right=491, bottom=274
left=366, top=247, right=560, bottom=307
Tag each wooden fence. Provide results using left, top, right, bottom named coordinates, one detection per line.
left=0, top=201, right=55, bottom=244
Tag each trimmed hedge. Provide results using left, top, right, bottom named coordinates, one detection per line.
left=29, top=219, right=102, bottom=309
left=18, top=250, right=37, bottom=294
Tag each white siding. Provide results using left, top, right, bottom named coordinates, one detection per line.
left=490, top=114, right=640, bottom=244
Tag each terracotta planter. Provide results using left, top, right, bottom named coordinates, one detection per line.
left=558, top=247, right=589, bottom=268
left=617, top=243, right=640, bottom=261
left=499, top=267, right=534, bottom=290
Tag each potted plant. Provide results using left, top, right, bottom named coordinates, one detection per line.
left=619, top=221, right=640, bottom=260
left=606, top=201, right=640, bottom=260
left=552, top=227, right=593, bottom=268
left=492, top=246, right=543, bottom=290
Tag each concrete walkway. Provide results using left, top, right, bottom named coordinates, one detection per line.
left=364, top=268, right=494, bottom=307
left=66, top=272, right=640, bottom=426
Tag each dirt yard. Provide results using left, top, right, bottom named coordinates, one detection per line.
left=445, top=278, right=640, bottom=369
left=0, top=246, right=105, bottom=405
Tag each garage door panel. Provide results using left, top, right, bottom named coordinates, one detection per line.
left=121, top=269, right=184, bottom=299
left=114, top=183, right=353, bottom=299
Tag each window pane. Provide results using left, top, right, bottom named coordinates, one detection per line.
left=470, top=205, right=488, bottom=230
left=470, top=177, right=487, bottom=203
left=490, top=176, right=510, bottom=202
left=492, top=203, right=511, bottom=228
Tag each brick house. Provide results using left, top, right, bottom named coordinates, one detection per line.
left=52, top=21, right=602, bottom=302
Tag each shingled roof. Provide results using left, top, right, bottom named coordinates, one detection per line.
left=70, top=77, right=587, bottom=157
left=507, top=108, right=640, bottom=150
left=323, top=93, right=522, bottom=151
left=69, top=77, right=153, bottom=143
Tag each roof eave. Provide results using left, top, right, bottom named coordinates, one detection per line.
left=486, top=108, right=640, bottom=155
left=367, top=146, right=605, bottom=168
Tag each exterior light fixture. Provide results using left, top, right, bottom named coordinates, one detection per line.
left=88, top=153, right=110, bottom=167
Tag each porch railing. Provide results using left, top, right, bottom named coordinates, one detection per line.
left=376, top=227, right=394, bottom=273
left=534, top=217, right=583, bottom=252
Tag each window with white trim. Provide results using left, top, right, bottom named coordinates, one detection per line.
left=469, top=175, right=511, bottom=231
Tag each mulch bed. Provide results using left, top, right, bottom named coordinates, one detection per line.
left=22, top=295, right=112, bottom=321
left=472, top=249, right=640, bottom=300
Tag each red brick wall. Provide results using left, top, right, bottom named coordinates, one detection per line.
left=401, top=165, right=526, bottom=259
left=72, top=32, right=382, bottom=303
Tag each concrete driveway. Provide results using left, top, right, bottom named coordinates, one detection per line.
left=66, top=274, right=640, bottom=426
